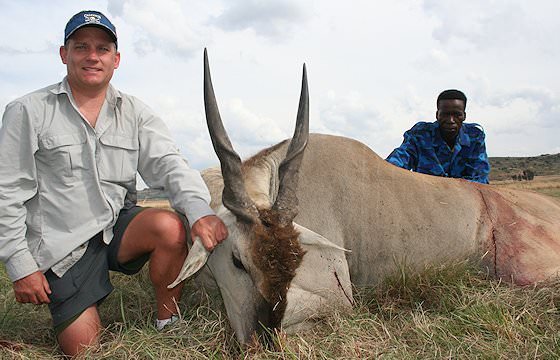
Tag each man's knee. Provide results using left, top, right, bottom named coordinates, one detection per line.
left=57, top=305, right=101, bottom=356
left=147, top=210, right=187, bottom=250
left=117, top=208, right=188, bottom=265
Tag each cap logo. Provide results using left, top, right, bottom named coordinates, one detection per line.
left=83, top=13, right=102, bottom=24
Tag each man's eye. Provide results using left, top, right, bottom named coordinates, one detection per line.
left=441, top=112, right=463, bottom=118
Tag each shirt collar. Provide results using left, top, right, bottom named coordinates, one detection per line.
left=456, top=125, right=470, bottom=147
left=432, top=121, right=471, bottom=148
left=50, top=76, right=122, bottom=107
left=49, top=77, right=71, bottom=95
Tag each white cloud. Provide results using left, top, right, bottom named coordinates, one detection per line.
left=467, top=86, right=560, bottom=156
left=219, top=98, right=291, bottom=159
left=0, top=43, right=57, bottom=55
left=319, top=91, right=383, bottom=134
left=210, top=0, right=311, bottom=40
left=107, top=0, right=208, bottom=58
left=414, top=48, right=450, bottom=72
left=315, top=90, right=401, bottom=157
left=422, top=0, right=560, bottom=58
left=1, top=0, right=560, bottom=168
left=423, top=1, right=522, bottom=49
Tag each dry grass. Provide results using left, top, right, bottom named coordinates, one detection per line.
left=492, top=174, right=560, bottom=189
left=493, top=175, right=560, bottom=198
left=2, top=178, right=560, bottom=358
left=3, top=262, right=560, bottom=359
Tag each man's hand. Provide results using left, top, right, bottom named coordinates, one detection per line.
left=13, top=271, right=51, bottom=305
left=191, top=215, right=228, bottom=251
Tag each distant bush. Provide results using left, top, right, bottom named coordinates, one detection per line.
left=511, top=169, right=535, bottom=181
left=524, top=169, right=535, bottom=180
left=489, top=153, right=559, bottom=181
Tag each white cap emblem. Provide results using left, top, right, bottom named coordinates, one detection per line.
left=84, top=13, right=102, bottom=24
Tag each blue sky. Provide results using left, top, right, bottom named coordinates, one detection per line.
left=1, top=0, right=559, bottom=170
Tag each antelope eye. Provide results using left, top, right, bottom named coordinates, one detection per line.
left=232, top=253, right=246, bottom=271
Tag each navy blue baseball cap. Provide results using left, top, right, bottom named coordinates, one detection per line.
left=64, top=10, right=117, bottom=48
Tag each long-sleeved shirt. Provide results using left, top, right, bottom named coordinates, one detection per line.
left=385, top=121, right=490, bottom=184
left=0, top=78, right=215, bottom=281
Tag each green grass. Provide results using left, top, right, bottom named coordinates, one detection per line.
left=0, top=266, right=240, bottom=359
left=3, top=261, right=560, bottom=359
left=489, top=153, right=560, bottom=181
left=492, top=175, right=560, bottom=198
left=539, top=188, right=560, bottom=198
left=2, top=185, right=560, bottom=358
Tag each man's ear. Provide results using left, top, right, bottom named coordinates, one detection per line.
left=114, top=51, right=121, bottom=69
left=60, top=46, right=67, bottom=64
left=463, top=111, right=467, bottom=120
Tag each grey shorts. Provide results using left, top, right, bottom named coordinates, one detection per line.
left=45, top=206, right=149, bottom=333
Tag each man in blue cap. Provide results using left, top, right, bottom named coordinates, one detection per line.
left=386, top=89, right=490, bottom=184
left=0, top=10, right=228, bottom=356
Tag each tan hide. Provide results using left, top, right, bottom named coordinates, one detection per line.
left=291, top=134, right=560, bottom=286
left=190, top=133, right=560, bottom=343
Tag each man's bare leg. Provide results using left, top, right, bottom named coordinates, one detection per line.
left=117, top=208, right=187, bottom=320
left=57, top=305, right=101, bottom=357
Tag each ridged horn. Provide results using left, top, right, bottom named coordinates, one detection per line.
left=272, top=64, right=309, bottom=226
left=204, top=48, right=258, bottom=223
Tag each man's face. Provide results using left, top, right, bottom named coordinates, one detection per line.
left=436, top=99, right=466, bottom=144
left=59, top=27, right=120, bottom=92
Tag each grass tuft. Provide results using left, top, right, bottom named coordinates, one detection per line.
left=2, top=181, right=560, bottom=358
left=4, top=261, right=560, bottom=358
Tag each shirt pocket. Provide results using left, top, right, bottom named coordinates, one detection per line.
left=98, top=134, right=139, bottom=182
left=39, top=133, right=88, bottom=178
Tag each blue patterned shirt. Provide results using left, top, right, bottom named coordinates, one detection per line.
left=386, top=121, right=490, bottom=184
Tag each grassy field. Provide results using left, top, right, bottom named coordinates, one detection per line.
left=489, top=153, right=560, bottom=181
left=1, top=177, right=560, bottom=358
left=492, top=175, right=560, bottom=198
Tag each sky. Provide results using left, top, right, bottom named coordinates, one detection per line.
left=1, top=0, right=559, bottom=172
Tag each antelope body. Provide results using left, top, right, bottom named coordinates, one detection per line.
left=171, top=50, right=560, bottom=344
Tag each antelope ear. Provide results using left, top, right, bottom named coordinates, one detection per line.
left=293, top=223, right=350, bottom=252
left=168, top=237, right=210, bottom=288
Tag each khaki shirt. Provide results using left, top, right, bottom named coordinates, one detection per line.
left=0, top=78, right=214, bottom=281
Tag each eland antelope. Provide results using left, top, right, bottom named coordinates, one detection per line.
left=170, top=49, right=560, bottom=344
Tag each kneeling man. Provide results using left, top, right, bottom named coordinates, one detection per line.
left=386, top=89, right=490, bottom=184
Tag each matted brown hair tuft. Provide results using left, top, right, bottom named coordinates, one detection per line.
left=251, top=208, right=306, bottom=328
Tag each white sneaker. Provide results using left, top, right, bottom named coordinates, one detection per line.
left=155, top=314, right=180, bottom=331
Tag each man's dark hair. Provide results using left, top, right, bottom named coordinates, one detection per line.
left=437, top=89, right=467, bottom=110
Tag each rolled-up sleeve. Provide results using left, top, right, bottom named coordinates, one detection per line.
left=135, top=105, right=215, bottom=226
left=0, top=102, right=40, bottom=281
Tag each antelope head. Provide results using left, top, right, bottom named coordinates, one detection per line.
left=169, top=49, right=310, bottom=342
